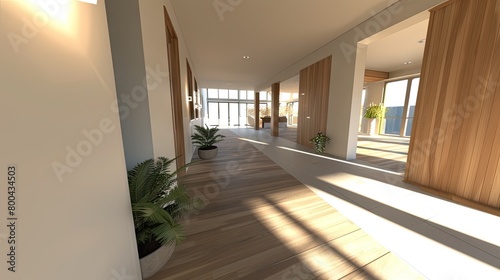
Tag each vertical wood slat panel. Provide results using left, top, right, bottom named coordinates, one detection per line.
left=436, top=2, right=466, bottom=192
left=297, top=56, right=332, bottom=147
left=254, top=92, right=260, bottom=130
left=405, top=0, right=500, bottom=209
left=452, top=0, right=488, bottom=196
left=271, top=83, right=280, bottom=136
left=463, top=1, right=497, bottom=199
left=430, top=3, right=457, bottom=189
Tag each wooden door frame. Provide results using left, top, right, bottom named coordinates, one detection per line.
left=164, top=7, right=185, bottom=169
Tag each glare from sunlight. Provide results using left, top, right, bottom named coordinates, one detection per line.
left=275, top=145, right=401, bottom=175
left=244, top=197, right=364, bottom=278
left=16, top=0, right=78, bottom=36
left=237, top=137, right=269, bottom=146
left=78, top=0, right=98, bottom=4
left=314, top=172, right=500, bottom=248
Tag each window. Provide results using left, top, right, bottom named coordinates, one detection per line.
left=219, top=89, right=228, bottom=99
left=208, top=88, right=218, bottom=99
left=383, top=80, right=408, bottom=135
left=382, top=77, right=420, bottom=136
left=229, top=90, right=238, bottom=99
left=203, top=88, right=297, bottom=128
left=239, top=90, right=247, bottom=100
left=205, top=88, right=256, bottom=128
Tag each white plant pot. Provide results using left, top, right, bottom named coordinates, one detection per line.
left=198, top=146, right=218, bottom=159
left=140, top=244, right=176, bottom=279
left=367, top=118, right=378, bottom=136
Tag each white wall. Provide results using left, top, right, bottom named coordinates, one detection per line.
left=162, top=0, right=202, bottom=164
left=106, top=0, right=155, bottom=169
left=0, top=1, right=140, bottom=279
left=106, top=0, right=199, bottom=170
left=389, top=65, right=421, bottom=78
left=257, top=0, right=443, bottom=159
left=137, top=0, right=200, bottom=168
left=360, top=81, right=385, bottom=134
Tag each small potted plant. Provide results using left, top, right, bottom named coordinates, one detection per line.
left=191, top=124, right=225, bottom=159
left=128, top=157, right=198, bottom=279
left=364, top=102, right=385, bottom=136
left=309, top=132, right=331, bottom=154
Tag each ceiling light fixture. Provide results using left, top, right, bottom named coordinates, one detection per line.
left=243, top=56, right=250, bottom=59
left=403, top=61, right=413, bottom=65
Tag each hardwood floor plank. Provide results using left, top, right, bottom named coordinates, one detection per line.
left=340, top=253, right=425, bottom=280
left=148, top=130, right=421, bottom=280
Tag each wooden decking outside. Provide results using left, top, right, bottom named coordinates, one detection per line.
left=149, top=130, right=422, bottom=279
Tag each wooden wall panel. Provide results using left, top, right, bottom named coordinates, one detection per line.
left=271, top=83, right=280, bottom=136
left=405, top=0, right=500, bottom=209
left=164, top=7, right=185, bottom=169
left=297, top=56, right=332, bottom=146
left=364, top=69, right=389, bottom=83
left=254, top=92, right=260, bottom=130
left=186, top=60, right=195, bottom=120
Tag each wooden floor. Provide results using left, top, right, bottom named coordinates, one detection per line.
left=149, top=130, right=422, bottom=280
left=356, top=135, right=409, bottom=173
left=274, top=126, right=409, bottom=174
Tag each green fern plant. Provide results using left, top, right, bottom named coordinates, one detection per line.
left=128, top=157, right=197, bottom=258
left=191, top=124, right=225, bottom=149
left=364, top=102, right=385, bottom=119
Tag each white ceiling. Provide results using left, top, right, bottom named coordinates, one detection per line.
left=365, top=18, right=429, bottom=72
left=170, top=0, right=429, bottom=91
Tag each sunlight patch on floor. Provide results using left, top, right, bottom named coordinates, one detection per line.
left=237, top=137, right=270, bottom=146
left=244, top=197, right=370, bottom=279
left=314, top=172, right=500, bottom=247
left=276, top=145, right=401, bottom=175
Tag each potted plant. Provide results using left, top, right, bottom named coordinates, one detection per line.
left=364, top=102, right=385, bottom=136
left=309, top=132, right=331, bottom=153
left=191, top=124, right=225, bottom=159
left=128, top=157, right=197, bottom=279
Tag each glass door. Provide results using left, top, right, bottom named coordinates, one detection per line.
left=404, top=78, right=419, bottom=136
left=208, top=102, right=219, bottom=126
left=219, top=102, right=229, bottom=127
left=229, top=103, right=239, bottom=127
left=382, top=77, right=420, bottom=136
left=383, top=80, right=408, bottom=135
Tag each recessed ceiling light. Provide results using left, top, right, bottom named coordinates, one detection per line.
left=404, top=61, right=413, bottom=65
left=243, top=56, right=250, bottom=59
left=417, top=39, right=426, bottom=44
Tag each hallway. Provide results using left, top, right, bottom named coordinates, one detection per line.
left=151, top=128, right=500, bottom=279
